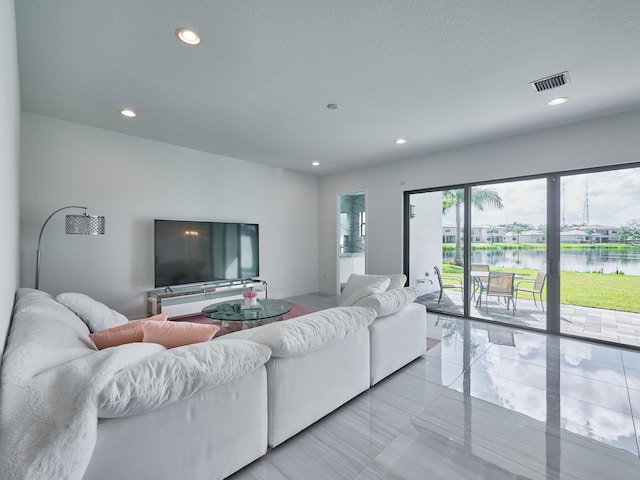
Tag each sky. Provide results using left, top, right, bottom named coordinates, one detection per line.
left=441, top=166, right=640, bottom=228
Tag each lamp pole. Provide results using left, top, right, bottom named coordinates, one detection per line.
left=35, top=205, right=88, bottom=290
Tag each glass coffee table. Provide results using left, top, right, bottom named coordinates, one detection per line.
left=202, top=299, right=293, bottom=331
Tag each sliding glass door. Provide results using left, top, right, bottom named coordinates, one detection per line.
left=407, top=188, right=465, bottom=316
left=559, top=168, right=640, bottom=344
left=406, top=163, right=640, bottom=348
left=470, top=179, right=547, bottom=329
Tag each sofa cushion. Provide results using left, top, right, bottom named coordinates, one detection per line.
left=339, top=274, right=390, bottom=306
left=97, top=339, right=271, bottom=417
left=56, top=292, right=128, bottom=332
left=141, top=321, right=220, bottom=348
left=355, top=287, right=419, bottom=318
left=5, top=289, right=97, bottom=380
left=89, top=314, right=168, bottom=350
left=245, top=306, right=376, bottom=357
left=385, top=274, right=407, bottom=291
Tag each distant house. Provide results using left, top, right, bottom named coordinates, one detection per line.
left=560, top=229, right=587, bottom=243
left=519, top=230, right=546, bottom=243
left=443, top=224, right=507, bottom=243
left=584, top=225, right=619, bottom=243
left=442, top=224, right=456, bottom=243
left=561, top=225, right=619, bottom=243
left=505, top=230, right=545, bottom=243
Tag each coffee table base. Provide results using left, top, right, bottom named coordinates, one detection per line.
left=215, top=315, right=284, bottom=331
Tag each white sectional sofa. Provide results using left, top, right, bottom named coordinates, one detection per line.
left=367, top=301, right=427, bottom=385
left=0, top=289, right=271, bottom=480
left=0, top=276, right=426, bottom=479
left=224, top=273, right=427, bottom=446
left=338, top=273, right=427, bottom=385
left=224, top=306, right=376, bottom=447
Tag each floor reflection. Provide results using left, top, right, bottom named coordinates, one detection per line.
left=230, top=297, right=640, bottom=479
left=433, top=314, right=640, bottom=462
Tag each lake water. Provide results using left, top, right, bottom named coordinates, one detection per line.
left=443, top=248, right=640, bottom=275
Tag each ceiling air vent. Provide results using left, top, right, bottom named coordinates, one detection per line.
left=530, top=71, right=570, bottom=92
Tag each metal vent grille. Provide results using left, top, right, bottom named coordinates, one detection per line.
left=531, top=72, right=570, bottom=92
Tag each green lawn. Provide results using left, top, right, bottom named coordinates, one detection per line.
left=440, top=264, right=640, bottom=313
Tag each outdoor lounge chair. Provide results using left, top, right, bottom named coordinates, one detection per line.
left=434, top=265, right=463, bottom=304
left=471, top=264, right=490, bottom=301
left=515, top=270, right=547, bottom=311
left=481, top=271, right=516, bottom=315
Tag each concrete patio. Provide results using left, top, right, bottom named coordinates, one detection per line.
left=416, top=290, right=640, bottom=347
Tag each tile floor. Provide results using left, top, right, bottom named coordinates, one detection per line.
left=228, top=293, right=640, bottom=479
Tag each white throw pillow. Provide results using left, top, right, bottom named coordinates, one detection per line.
left=339, top=274, right=390, bottom=306
left=246, top=306, right=376, bottom=357
left=354, top=287, right=419, bottom=318
left=57, top=292, right=128, bottom=332
left=385, top=274, right=407, bottom=291
left=97, top=339, right=271, bottom=418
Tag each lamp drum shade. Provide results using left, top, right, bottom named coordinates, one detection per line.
left=65, top=214, right=105, bottom=235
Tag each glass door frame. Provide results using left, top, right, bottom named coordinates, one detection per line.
left=404, top=161, right=640, bottom=347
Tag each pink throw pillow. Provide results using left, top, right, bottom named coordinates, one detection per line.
left=89, top=313, right=169, bottom=350
left=141, top=321, right=220, bottom=349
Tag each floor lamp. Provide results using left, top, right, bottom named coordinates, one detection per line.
left=35, top=205, right=106, bottom=290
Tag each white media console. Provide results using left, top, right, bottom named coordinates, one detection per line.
left=147, top=279, right=268, bottom=318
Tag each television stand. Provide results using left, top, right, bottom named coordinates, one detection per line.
left=146, top=279, right=268, bottom=318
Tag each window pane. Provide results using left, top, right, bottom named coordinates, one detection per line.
left=470, top=179, right=547, bottom=328
left=409, top=189, right=465, bottom=316
left=560, top=169, right=640, bottom=346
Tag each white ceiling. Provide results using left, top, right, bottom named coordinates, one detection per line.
left=15, top=1, right=640, bottom=175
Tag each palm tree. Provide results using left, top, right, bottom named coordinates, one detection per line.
left=585, top=227, right=596, bottom=243
left=512, top=225, right=526, bottom=244
left=443, top=188, right=504, bottom=265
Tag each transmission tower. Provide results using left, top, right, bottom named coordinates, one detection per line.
left=582, top=178, right=590, bottom=226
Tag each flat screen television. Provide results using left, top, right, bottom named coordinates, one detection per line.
left=154, top=219, right=259, bottom=288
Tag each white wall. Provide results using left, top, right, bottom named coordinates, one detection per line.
left=0, top=0, right=20, bottom=360
left=318, top=109, right=640, bottom=294
left=20, top=113, right=319, bottom=318
left=407, top=191, right=442, bottom=295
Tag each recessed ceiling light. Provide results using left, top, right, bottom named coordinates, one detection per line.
left=176, top=28, right=201, bottom=45
left=311, top=161, right=320, bottom=166
left=548, top=97, right=567, bottom=106
left=395, top=138, right=407, bottom=144
left=120, top=108, right=136, bottom=118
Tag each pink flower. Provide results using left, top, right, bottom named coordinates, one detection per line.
left=243, top=290, right=258, bottom=299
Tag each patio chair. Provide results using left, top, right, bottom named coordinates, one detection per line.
left=434, top=266, right=463, bottom=304
left=515, top=270, right=547, bottom=311
left=470, top=264, right=490, bottom=301
left=481, top=272, right=516, bottom=315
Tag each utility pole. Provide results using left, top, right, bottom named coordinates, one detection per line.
left=582, top=178, right=590, bottom=227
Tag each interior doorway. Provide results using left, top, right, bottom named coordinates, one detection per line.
left=338, top=192, right=366, bottom=292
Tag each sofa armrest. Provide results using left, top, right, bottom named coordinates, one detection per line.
left=246, top=306, right=376, bottom=357
left=98, top=339, right=271, bottom=418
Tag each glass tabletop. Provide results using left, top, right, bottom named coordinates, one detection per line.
left=202, top=299, right=293, bottom=322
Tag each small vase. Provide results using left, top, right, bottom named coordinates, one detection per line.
left=244, top=297, right=258, bottom=307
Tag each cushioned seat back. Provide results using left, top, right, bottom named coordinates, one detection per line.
left=3, top=289, right=96, bottom=381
